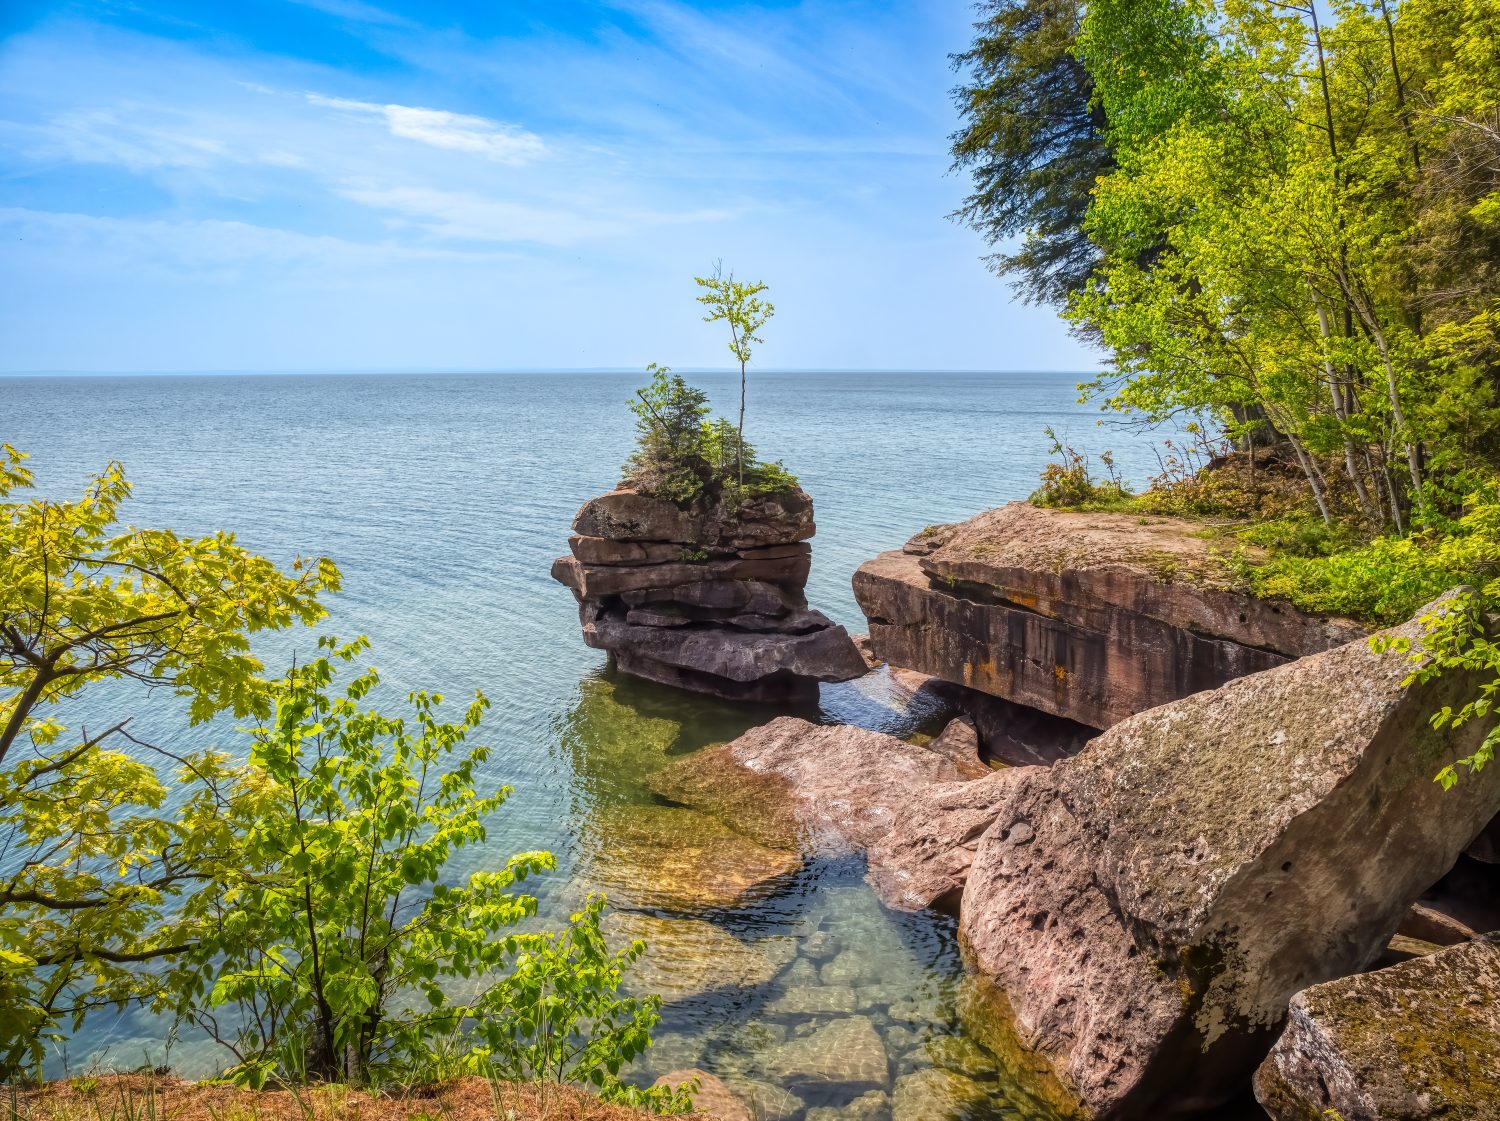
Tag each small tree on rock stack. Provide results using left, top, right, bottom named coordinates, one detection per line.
left=695, top=263, right=774, bottom=493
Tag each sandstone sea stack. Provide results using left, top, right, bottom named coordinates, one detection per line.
left=553, top=484, right=866, bottom=702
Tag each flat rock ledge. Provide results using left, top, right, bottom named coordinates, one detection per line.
left=958, top=594, right=1500, bottom=1119
left=853, top=502, right=1368, bottom=729
left=1254, top=934, right=1500, bottom=1121
left=553, top=485, right=866, bottom=702
left=647, top=715, right=1004, bottom=912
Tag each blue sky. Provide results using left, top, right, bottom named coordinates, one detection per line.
left=0, top=1, right=1099, bottom=372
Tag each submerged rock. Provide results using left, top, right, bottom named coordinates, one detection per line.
left=958, top=595, right=1500, bottom=1118
left=1254, top=934, right=1500, bottom=1121
left=805, top=1090, right=889, bottom=1121
left=651, top=1069, right=753, bottom=1121
left=603, top=911, right=784, bottom=1002
left=764, top=984, right=859, bottom=1018
left=891, top=1067, right=990, bottom=1121
left=585, top=804, right=800, bottom=911
left=648, top=714, right=1027, bottom=911
left=724, top=1078, right=804, bottom=1121
left=853, top=502, right=1366, bottom=729
left=647, top=716, right=1006, bottom=911
left=555, top=484, right=865, bottom=702
left=763, top=1016, right=890, bottom=1095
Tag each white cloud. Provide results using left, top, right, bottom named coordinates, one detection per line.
left=0, top=206, right=519, bottom=281
left=335, top=184, right=622, bottom=245
left=336, top=183, right=734, bottom=246
left=306, top=94, right=544, bottom=163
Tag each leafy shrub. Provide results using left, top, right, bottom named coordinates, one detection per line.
left=474, top=895, right=691, bottom=1112
left=622, top=366, right=798, bottom=508
left=624, top=365, right=713, bottom=507
left=186, top=638, right=679, bottom=1107
left=1029, top=428, right=1131, bottom=510
left=0, top=445, right=338, bottom=1079
left=1240, top=496, right=1500, bottom=626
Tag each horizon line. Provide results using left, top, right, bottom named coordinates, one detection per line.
left=1, top=366, right=1098, bottom=378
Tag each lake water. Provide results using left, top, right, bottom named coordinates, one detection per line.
left=3, top=371, right=1171, bottom=1119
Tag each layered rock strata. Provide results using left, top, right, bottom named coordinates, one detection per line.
left=553, top=486, right=866, bottom=702
left=957, top=596, right=1500, bottom=1118
left=853, top=503, right=1368, bottom=728
left=1254, top=934, right=1500, bottom=1121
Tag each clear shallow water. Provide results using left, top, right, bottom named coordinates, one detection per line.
left=3, top=371, right=1168, bottom=1118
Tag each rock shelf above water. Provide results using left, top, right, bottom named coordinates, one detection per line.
left=553, top=485, right=866, bottom=702
left=853, top=502, right=1369, bottom=729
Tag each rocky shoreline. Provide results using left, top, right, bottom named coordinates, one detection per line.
left=557, top=496, right=1500, bottom=1121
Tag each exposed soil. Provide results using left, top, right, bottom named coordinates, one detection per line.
left=7, top=1075, right=677, bottom=1121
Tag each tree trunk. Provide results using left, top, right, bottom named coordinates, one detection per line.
left=1314, top=296, right=1380, bottom=525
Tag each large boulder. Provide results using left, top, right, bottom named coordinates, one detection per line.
left=647, top=716, right=1010, bottom=910
left=555, top=484, right=863, bottom=701
left=1254, top=934, right=1500, bottom=1121
left=648, top=717, right=968, bottom=847
left=958, top=596, right=1500, bottom=1118
left=853, top=503, right=1367, bottom=729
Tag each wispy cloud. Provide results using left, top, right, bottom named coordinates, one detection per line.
left=337, top=183, right=733, bottom=245
left=306, top=93, right=545, bottom=163
left=0, top=1, right=1099, bottom=371
left=286, top=0, right=416, bottom=29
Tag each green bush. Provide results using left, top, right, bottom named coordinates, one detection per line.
left=622, top=365, right=798, bottom=508
left=1028, top=428, right=1132, bottom=510
left=1240, top=497, right=1500, bottom=626
left=473, top=894, right=691, bottom=1112
left=181, top=638, right=682, bottom=1107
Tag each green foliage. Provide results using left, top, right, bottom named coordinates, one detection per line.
left=2, top=448, right=682, bottom=1105
left=694, top=265, right=775, bottom=493
left=1392, top=586, right=1500, bottom=791
left=956, top=0, right=1500, bottom=790
left=694, top=267, right=773, bottom=373
left=472, top=895, right=692, bottom=1113
left=1029, top=427, right=1131, bottom=509
left=949, top=0, right=1112, bottom=308
left=0, top=445, right=339, bottom=1078
left=625, top=365, right=714, bottom=506
left=1240, top=495, right=1500, bottom=626
left=185, top=636, right=551, bottom=1088
left=181, top=639, right=680, bottom=1104
left=622, top=367, right=798, bottom=508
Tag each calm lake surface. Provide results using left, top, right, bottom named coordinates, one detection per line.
left=3, top=371, right=1171, bottom=1118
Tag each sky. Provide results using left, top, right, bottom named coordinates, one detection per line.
left=0, top=0, right=1101, bottom=373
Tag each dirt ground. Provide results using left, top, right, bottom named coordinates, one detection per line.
left=6, top=1074, right=679, bottom=1121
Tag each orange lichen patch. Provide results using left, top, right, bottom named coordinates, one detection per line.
left=1052, top=664, right=1068, bottom=682
left=9, top=1075, right=679, bottom=1121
